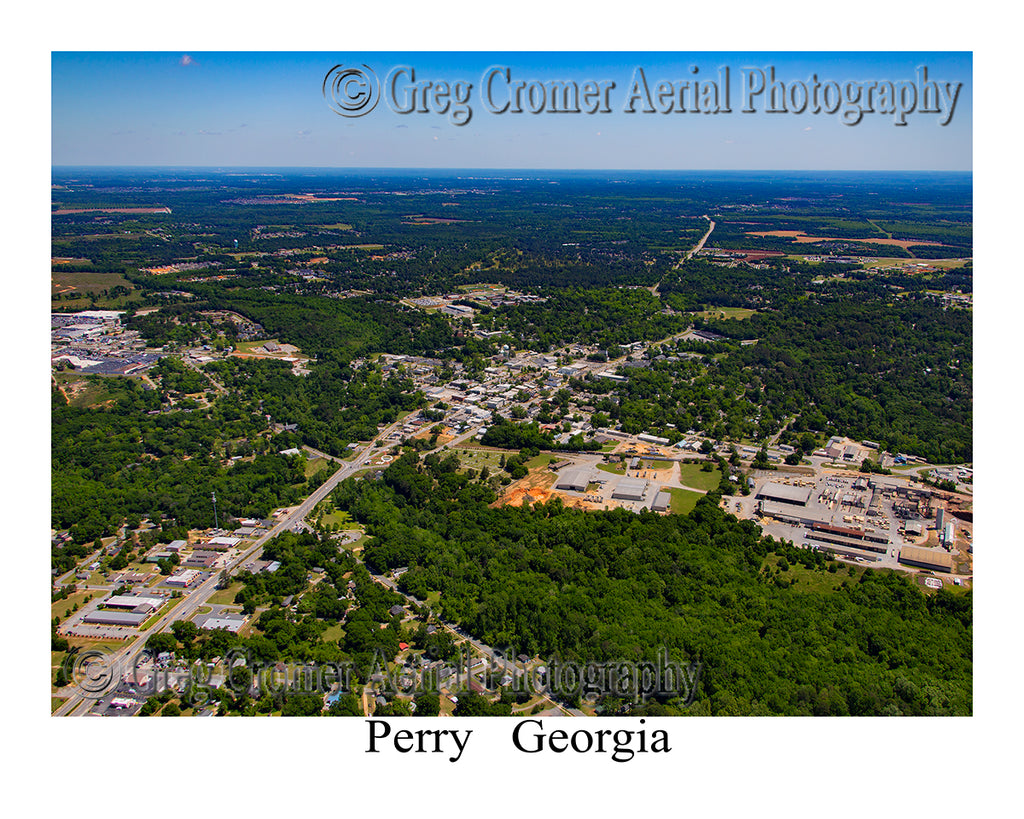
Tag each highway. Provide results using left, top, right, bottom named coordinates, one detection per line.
left=650, top=215, right=715, bottom=297
left=54, top=415, right=410, bottom=716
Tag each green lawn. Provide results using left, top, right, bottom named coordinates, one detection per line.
left=451, top=447, right=505, bottom=473
left=304, top=457, right=331, bottom=479
left=320, top=622, right=345, bottom=642
left=525, top=453, right=559, bottom=471
left=51, top=590, right=97, bottom=624
left=642, top=459, right=673, bottom=470
left=320, top=509, right=354, bottom=527
left=597, top=462, right=626, bottom=475
left=666, top=487, right=702, bottom=515
left=340, top=533, right=370, bottom=552
left=207, top=582, right=244, bottom=606
left=761, top=553, right=866, bottom=593
left=676, top=462, right=722, bottom=492
left=691, top=307, right=756, bottom=321
left=234, top=338, right=281, bottom=353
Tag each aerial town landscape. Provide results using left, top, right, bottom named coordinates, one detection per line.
left=21, top=21, right=1013, bottom=819
left=50, top=166, right=972, bottom=718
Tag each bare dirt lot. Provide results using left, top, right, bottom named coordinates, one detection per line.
left=747, top=230, right=943, bottom=249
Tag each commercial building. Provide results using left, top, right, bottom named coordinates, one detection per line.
left=755, top=482, right=812, bottom=506
left=166, top=569, right=203, bottom=588
left=612, top=478, right=648, bottom=502
left=103, top=595, right=164, bottom=612
left=206, top=536, right=241, bottom=550
left=555, top=468, right=592, bottom=493
left=899, top=545, right=955, bottom=573
left=652, top=492, right=671, bottom=513
left=184, top=551, right=219, bottom=568
left=197, top=612, right=247, bottom=633
left=82, top=610, right=150, bottom=627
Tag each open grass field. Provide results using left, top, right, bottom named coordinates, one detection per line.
left=666, top=487, right=702, bottom=515
left=677, top=462, right=723, bottom=492
left=207, top=582, right=244, bottom=606
left=53, top=372, right=131, bottom=408
left=641, top=459, right=673, bottom=470
left=761, top=553, right=865, bottom=593
left=51, top=590, right=97, bottom=624
left=320, top=622, right=345, bottom=642
left=691, top=307, right=757, bottom=321
left=320, top=509, right=359, bottom=528
left=304, top=456, right=331, bottom=479
left=52, top=637, right=127, bottom=692
left=52, top=267, right=134, bottom=294
left=525, top=452, right=559, bottom=471
left=451, top=447, right=507, bottom=474
left=51, top=268, right=143, bottom=309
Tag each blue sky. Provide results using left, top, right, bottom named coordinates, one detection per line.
left=51, top=51, right=971, bottom=170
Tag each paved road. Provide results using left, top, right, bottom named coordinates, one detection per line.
left=650, top=215, right=715, bottom=297
left=54, top=416, right=411, bottom=716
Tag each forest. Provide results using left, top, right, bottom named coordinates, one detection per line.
left=327, top=453, right=971, bottom=715
left=51, top=169, right=972, bottom=717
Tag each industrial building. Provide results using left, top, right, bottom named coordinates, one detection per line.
left=805, top=522, right=889, bottom=554
left=903, top=521, right=925, bottom=537
left=943, top=521, right=956, bottom=546
left=899, top=545, right=955, bottom=573
left=82, top=610, right=150, bottom=627
left=755, top=482, right=812, bottom=506
left=612, top=478, right=648, bottom=502
left=555, top=468, right=593, bottom=493
left=652, top=491, right=671, bottom=513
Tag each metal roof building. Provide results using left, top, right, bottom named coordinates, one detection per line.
left=612, top=478, right=648, bottom=501
left=198, top=613, right=247, bottom=633
left=82, top=610, right=150, bottom=627
left=103, top=595, right=164, bottom=612
left=898, top=545, right=955, bottom=573
left=652, top=491, right=671, bottom=513
left=555, top=468, right=592, bottom=493
left=755, top=482, right=812, bottom=506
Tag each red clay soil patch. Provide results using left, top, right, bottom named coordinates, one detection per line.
left=747, top=230, right=943, bottom=249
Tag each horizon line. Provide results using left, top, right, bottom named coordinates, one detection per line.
left=51, top=165, right=972, bottom=173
